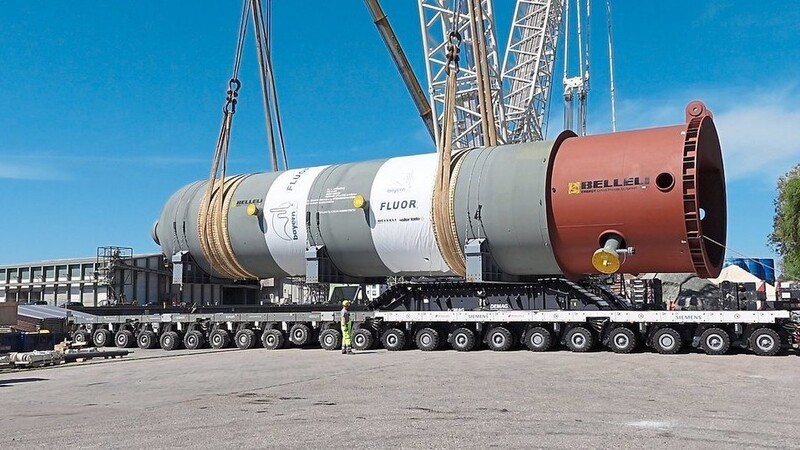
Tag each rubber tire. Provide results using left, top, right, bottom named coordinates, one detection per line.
left=245, top=329, right=258, bottom=349
left=699, top=327, right=731, bottom=355
left=607, top=327, right=638, bottom=354
left=137, top=330, right=158, bottom=349
left=352, top=328, right=374, bottom=351
left=93, top=329, right=112, bottom=347
left=72, top=330, right=90, bottom=346
left=652, top=327, right=682, bottom=354
left=415, top=327, right=440, bottom=351
left=115, top=330, right=135, bottom=348
left=209, top=329, right=230, bottom=349
left=486, top=326, right=513, bottom=351
left=319, top=328, right=342, bottom=351
left=565, top=326, right=594, bottom=352
left=749, top=327, right=781, bottom=356
left=160, top=331, right=181, bottom=351
left=183, top=330, right=205, bottom=350
left=289, top=323, right=312, bottom=347
left=381, top=328, right=406, bottom=351
left=234, top=329, right=257, bottom=350
left=450, top=327, right=476, bottom=352
left=523, top=326, right=553, bottom=352
left=261, top=329, right=285, bottom=350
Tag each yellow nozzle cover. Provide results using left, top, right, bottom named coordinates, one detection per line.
left=246, top=203, right=259, bottom=216
left=352, top=194, right=367, bottom=209
left=592, top=248, right=621, bottom=274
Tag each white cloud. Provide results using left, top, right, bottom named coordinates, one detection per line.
left=714, top=102, right=800, bottom=181
left=0, top=153, right=213, bottom=181
left=0, top=163, right=64, bottom=181
left=4, top=153, right=210, bottom=166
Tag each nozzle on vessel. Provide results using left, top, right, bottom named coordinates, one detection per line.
left=592, top=234, right=622, bottom=274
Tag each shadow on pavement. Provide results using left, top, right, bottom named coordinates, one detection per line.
left=0, top=377, right=48, bottom=387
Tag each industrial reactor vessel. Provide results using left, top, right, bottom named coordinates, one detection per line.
left=154, top=101, right=725, bottom=282
left=69, top=103, right=800, bottom=356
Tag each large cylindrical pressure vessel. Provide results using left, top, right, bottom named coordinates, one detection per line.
left=548, top=108, right=726, bottom=278
left=154, top=102, right=726, bottom=280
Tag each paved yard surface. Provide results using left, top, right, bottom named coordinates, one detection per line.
left=1, top=347, right=798, bottom=449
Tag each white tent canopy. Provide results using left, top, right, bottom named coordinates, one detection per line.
left=708, top=265, right=776, bottom=300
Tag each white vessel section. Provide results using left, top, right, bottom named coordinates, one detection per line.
left=369, top=153, right=451, bottom=274
left=263, top=165, right=329, bottom=275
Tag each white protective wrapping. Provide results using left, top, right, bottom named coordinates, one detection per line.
left=369, top=154, right=451, bottom=274
left=263, top=165, right=328, bottom=275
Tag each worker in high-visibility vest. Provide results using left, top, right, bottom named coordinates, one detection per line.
left=341, top=300, right=353, bottom=354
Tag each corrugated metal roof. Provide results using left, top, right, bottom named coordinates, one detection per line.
left=17, top=305, right=97, bottom=321
left=0, top=253, right=163, bottom=269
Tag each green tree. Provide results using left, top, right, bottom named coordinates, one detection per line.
left=770, top=164, right=800, bottom=279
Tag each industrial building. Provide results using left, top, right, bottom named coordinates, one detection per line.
left=0, top=248, right=173, bottom=307
left=0, top=246, right=234, bottom=306
left=0, top=246, right=385, bottom=308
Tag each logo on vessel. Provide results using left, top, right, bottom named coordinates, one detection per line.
left=286, top=168, right=310, bottom=192
left=269, top=202, right=299, bottom=241
left=379, top=199, right=418, bottom=211
left=568, top=176, right=650, bottom=194
left=385, top=169, right=414, bottom=194
left=233, top=198, right=263, bottom=207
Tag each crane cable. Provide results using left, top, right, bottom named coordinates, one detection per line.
left=431, top=20, right=467, bottom=277
left=582, top=0, right=591, bottom=135
left=251, top=0, right=289, bottom=171
left=197, top=0, right=257, bottom=280
left=606, top=0, right=617, bottom=132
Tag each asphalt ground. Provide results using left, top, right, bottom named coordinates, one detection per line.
left=0, top=347, right=798, bottom=449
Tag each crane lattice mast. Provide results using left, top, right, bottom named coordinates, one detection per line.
left=418, top=0, right=505, bottom=150
left=414, top=1, right=602, bottom=147
left=500, top=0, right=565, bottom=142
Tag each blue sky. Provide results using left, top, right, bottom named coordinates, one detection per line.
left=1, top=2, right=798, bottom=267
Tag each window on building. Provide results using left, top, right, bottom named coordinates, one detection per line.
left=82, top=264, right=96, bottom=281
